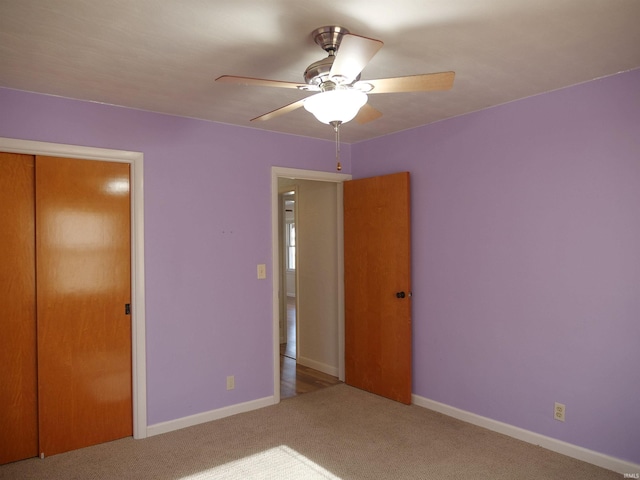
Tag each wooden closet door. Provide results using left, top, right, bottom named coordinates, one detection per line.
left=36, top=156, right=132, bottom=457
left=0, top=153, right=38, bottom=465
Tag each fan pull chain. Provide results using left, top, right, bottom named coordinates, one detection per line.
left=332, top=121, right=342, bottom=171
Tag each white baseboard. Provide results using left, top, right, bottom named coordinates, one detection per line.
left=412, top=394, right=640, bottom=475
left=297, top=356, right=339, bottom=377
left=146, top=395, right=275, bottom=437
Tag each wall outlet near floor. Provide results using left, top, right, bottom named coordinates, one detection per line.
left=226, top=375, right=235, bottom=390
left=554, top=402, right=566, bottom=422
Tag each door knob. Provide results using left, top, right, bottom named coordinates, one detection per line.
left=396, top=291, right=406, bottom=299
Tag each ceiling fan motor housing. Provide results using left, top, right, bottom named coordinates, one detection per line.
left=304, top=26, right=358, bottom=87
left=303, top=56, right=335, bottom=86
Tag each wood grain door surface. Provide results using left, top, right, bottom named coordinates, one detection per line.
left=0, top=153, right=133, bottom=463
left=0, top=153, right=38, bottom=464
left=344, top=172, right=412, bottom=404
left=36, top=156, right=133, bottom=457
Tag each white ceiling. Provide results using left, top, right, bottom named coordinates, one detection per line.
left=1, top=0, right=639, bottom=143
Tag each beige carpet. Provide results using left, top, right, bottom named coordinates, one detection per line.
left=0, top=384, right=619, bottom=479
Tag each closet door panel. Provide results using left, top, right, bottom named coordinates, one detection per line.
left=35, top=156, right=132, bottom=457
left=0, top=152, right=38, bottom=465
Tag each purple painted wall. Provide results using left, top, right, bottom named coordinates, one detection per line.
left=352, top=68, right=640, bottom=463
left=0, top=88, right=349, bottom=425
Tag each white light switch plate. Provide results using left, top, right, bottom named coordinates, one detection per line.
left=257, top=264, right=266, bottom=279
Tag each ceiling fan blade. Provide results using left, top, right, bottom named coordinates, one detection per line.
left=329, top=34, right=383, bottom=84
left=216, top=75, right=306, bottom=90
left=364, top=71, right=455, bottom=94
left=250, top=98, right=307, bottom=122
left=355, top=103, right=383, bottom=124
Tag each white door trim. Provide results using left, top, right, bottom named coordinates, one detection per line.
left=271, top=167, right=351, bottom=403
left=0, top=137, right=147, bottom=439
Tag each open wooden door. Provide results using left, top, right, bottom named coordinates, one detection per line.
left=344, top=172, right=412, bottom=404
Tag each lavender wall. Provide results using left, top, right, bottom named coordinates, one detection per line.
left=0, top=87, right=349, bottom=425
left=352, top=68, right=640, bottom=463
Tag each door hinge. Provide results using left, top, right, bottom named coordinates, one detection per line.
left=125, top=303, right=131, bottom=315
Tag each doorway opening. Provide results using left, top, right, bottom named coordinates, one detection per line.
left=271, top=167, right=351, bottom=403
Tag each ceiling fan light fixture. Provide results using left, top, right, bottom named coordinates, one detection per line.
left=303, top=89, right=367, bottom=124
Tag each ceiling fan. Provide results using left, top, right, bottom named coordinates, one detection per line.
left=215, top=25, right=455, bottom=127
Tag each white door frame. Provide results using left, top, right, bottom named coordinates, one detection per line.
left=0, top=137, right=147, bottom=439
left=271, top=166, right=351, bottom=403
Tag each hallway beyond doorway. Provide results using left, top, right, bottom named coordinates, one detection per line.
left=280, top=297, right=340, bottom=399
